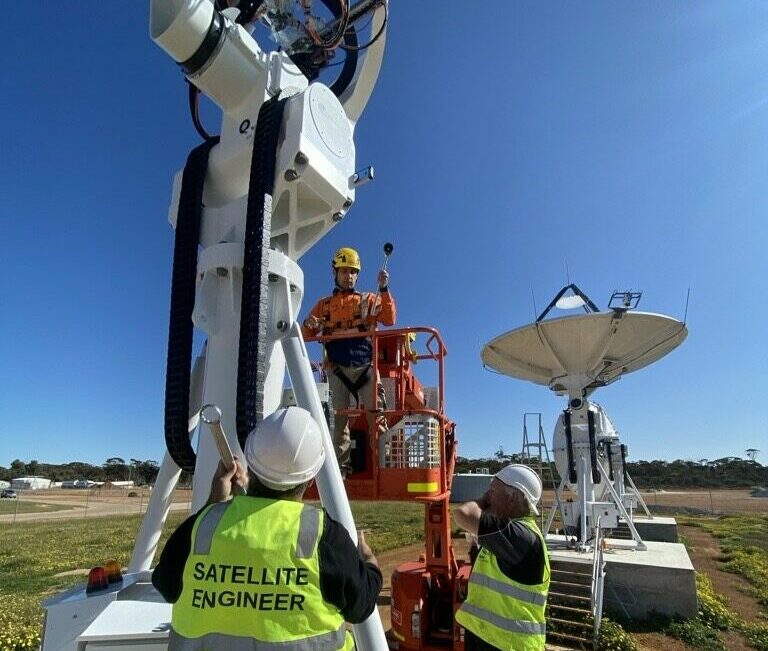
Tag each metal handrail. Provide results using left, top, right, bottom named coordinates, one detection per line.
left=591, top=518, right=606, bottom=650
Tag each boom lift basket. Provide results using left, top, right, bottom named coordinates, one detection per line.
left=379, top=416, right=440, bottom=469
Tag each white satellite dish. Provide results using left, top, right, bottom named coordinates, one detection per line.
left=483, top=285, right=688, bottom=550
left=481, top=311, right=687, bottom=396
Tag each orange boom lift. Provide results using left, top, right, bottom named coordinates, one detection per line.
left=305, top=326, right=471, bottom=650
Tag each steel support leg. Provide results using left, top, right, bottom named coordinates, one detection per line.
left=597, top=464, right=646, bottom=550
left=626, top=471, right=652, bottom=518
left=282, top=321, right=388, bottom=651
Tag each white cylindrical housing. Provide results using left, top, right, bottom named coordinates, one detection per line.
left=151, top=0, right=267, bottom=112
left=150, top=0, right=214, bottom=63
left=188, top=20, right=268, bottom=111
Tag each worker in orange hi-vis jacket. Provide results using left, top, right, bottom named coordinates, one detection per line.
left=301, top=247, right=396, bottom=478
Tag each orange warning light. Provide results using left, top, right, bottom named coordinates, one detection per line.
left=104, top=560, right=123, bottom=584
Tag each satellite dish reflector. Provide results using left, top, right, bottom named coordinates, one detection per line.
left=481, top=311, right=687, bottom=395
left=556, top=295, right=586, bottom=310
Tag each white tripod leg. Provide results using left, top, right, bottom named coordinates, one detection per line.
left=128, top=344, right=207, bottom=573
left=282, top=322, right=388, bottom=650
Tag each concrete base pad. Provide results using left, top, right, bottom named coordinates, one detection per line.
left=547, top=536, right=697, bottom=620
left=630, top=516, right=678, bottom=543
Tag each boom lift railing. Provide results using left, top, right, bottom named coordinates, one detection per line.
left=305, top=326, right=454, bottom=501
left=305, top=325, right=460, bottom=644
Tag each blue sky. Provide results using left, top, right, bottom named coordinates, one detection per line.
left=1, top=3, right=766, bottom=467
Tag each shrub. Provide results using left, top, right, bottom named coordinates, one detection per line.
left=721, top=548, right=768, bottom=607
left=598, top=617, right=637, bottom=651
left=665, top=619, right=723, bottom=650
left=741, top=621, right=768, bottom=651
left=695, top=573, right=734, bottom=630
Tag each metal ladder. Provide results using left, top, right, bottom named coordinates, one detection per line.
left=520, top=413, right=606, bottom=650
left=521, top=412, right=563, bottom=534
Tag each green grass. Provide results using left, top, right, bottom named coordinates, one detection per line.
left=0, top=513, right=188, bottom=596
left=0, top=512, right=188, bottom=651
left=679, top=514, right=768, bottom=610
left=0, top=500, right=73, bottom=515
left=0, top=501, right=424, bottom=651
left=350, top=501, right=425, bottom=551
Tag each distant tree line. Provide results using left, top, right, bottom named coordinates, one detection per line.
left=456, top=450, right=767, bottom=489
left=624, top=457, right=766, bottom=488
left=1, top=454, right=765, bottom=489
left=0, top=458, right=166, bottom=486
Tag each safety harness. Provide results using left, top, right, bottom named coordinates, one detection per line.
left=332, top=364, right=373, bottom=408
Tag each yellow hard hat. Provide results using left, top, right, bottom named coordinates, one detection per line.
left=332, top=247, right=361, bottom=271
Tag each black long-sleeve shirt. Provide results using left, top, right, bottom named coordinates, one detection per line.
left=152, top=502, right=382, bottom=624
left=465, top=512, right=546, bottom=651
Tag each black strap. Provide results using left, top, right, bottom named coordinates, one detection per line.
left=587, top=409, right=601, bottom=484
left=164, top=138, right=220, bottom=473
left=620, top=444, right=628, bottom=486
left=563, top=411, right=577, bottom=485
left=333, top=364, right=372, bottom=408
left=236, top=95, right=289, bottom=447
left=606, top=442, right=615, bottom=482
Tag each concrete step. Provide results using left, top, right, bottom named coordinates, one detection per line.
left=609, top=522, right=634, bottom=539
left=550, top=579, right=592, bottom=593
left=551, top=568, right=592, bottom=583
left=547, top=556, right=597, bottom=649
left=549, top=558, right=593, bottom=576
left=549, top=590, right=592, bottom=603
left=547, top=629, right=592, bottom=647
left=547, top=602, right=592, bottom=617
left=548, top=616, right=592, bottom=630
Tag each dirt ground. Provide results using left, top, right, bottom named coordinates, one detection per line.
left=8, top=487, right=764, bottom=525
left=375, top=527, right=765, bottom=651
left=7, top=487, right=766, bottom=649
left=539, top=488, right=768, bottom=516
left=0, top=487, right=191, bottom=523
left=634, top=489, right=768, bottom=515
left=676, top=524, right=762, bottom=651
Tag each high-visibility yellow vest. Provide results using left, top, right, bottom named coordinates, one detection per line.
left=455, top=517, right=550, bottom=651
left=169, top=496, right=354, bottom=651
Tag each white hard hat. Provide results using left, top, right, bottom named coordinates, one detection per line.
left=495, top=464, right=543, bottom=516
left=244, top=407, right=325, bottom=491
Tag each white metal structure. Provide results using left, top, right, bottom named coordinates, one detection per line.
left=481, top=286, right=687, bottom=551
left=42, top=2, right=389, bottom=649
left=10, top=476, right=52, bottom=490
